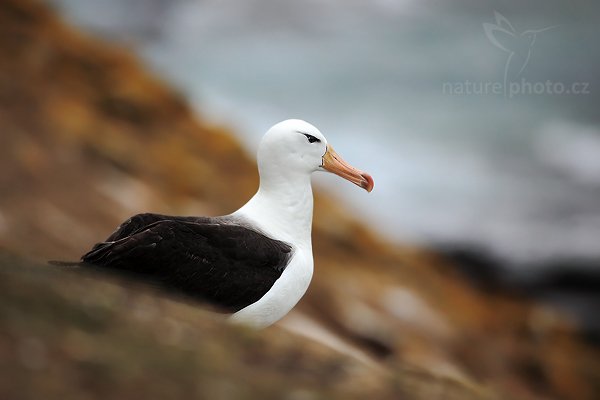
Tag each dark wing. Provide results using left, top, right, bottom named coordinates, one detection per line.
left=81, top=219, right=293, bottom=312
left=103, top=213, right=209, bottom=242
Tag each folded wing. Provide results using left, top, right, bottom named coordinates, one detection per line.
left=81, top=214, right=293, bottom=312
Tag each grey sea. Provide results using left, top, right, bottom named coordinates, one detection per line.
left=51, top=0, right=600, bottom=268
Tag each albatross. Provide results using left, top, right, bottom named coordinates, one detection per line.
left=74, top=119, right=373, bottom=328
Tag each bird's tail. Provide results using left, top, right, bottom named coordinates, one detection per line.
left=48, top=260, right=82, bottom=267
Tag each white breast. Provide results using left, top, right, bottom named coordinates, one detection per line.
left=228, top=167, right=315, bottom=328
left=229, top=246, right=313, bottom=328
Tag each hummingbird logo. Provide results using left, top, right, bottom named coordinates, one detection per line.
left=483, top=11, right=556, bottom=93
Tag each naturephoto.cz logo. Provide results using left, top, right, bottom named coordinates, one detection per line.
left=442, top=11, right=590, bottom=98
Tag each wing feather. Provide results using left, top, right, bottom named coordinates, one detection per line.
left=81, top=217, right=293, bottom=312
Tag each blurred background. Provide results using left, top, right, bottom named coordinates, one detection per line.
left=48, top=0, right=600, bottom=265
left=1, top=0, right=600, bottom=399
left=48, top=0, right=600, bottom=334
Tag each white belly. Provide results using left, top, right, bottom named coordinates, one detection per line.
left=229, top=249, right=313, bottom=328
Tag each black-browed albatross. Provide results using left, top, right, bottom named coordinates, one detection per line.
left=70, top=119, right=373, bottom=328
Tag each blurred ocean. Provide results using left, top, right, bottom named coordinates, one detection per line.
left=48, top=0, right=600, bottom=267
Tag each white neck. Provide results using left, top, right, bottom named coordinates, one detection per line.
left=233, top=172, right=314, bottom=248
left=229, top=171, right=315, bottom=328
left=229, top=172, right=315, bottom=328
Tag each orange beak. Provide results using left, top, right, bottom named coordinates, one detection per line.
left=322, top=146, right=374, bottom=192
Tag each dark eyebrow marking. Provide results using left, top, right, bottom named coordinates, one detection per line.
left=296, top=131, right=321, bottom=143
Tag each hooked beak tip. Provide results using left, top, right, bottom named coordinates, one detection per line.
left=361, top=173, right=374, bottom=192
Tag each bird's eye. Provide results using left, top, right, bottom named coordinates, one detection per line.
left=302, top=133, right=321, bottom=144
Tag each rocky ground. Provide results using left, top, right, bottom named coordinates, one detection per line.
left=1, top=1, right=599, bottom=399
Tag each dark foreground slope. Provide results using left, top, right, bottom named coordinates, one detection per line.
left=0, top=1, right=598, bottom=399
left=0, top=253, right=497, bottom=400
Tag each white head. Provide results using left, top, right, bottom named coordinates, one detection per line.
left=257, top=119, right=374, bottom=192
